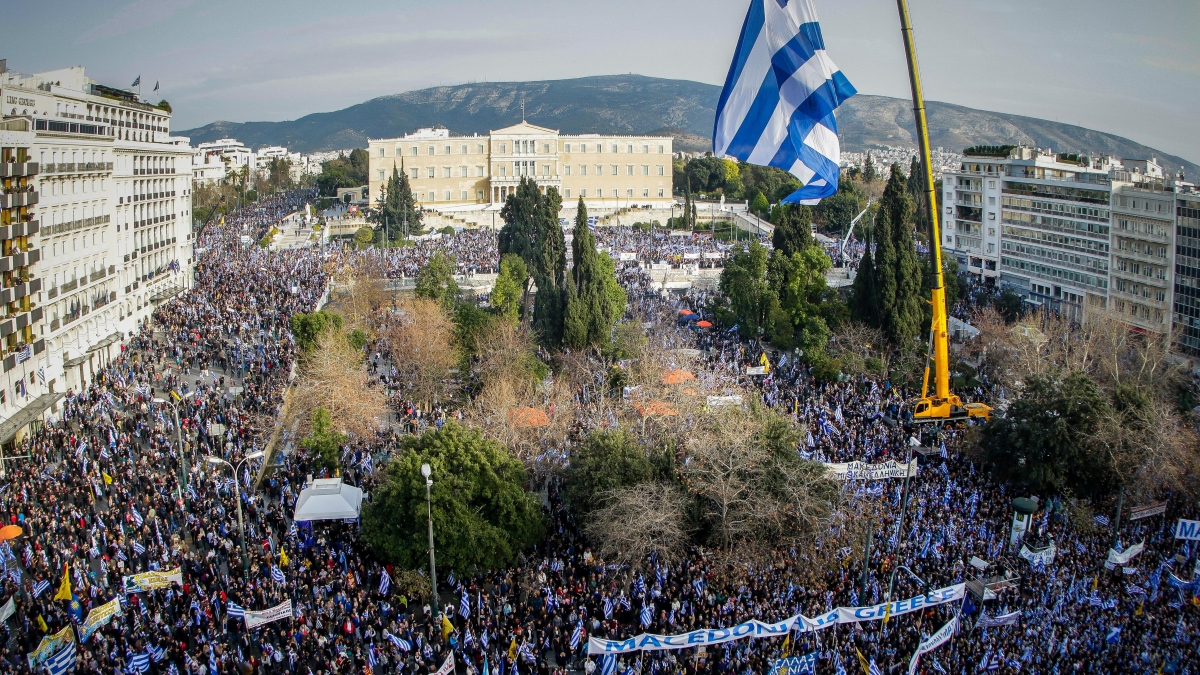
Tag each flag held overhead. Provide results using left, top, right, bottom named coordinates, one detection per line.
left=714, top=0, right=855, bottom=205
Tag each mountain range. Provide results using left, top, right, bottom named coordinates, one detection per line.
left=180, top=75, right=1198, bottom=178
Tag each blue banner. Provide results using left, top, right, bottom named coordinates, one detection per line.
left=587, top=583, right=966, bottom=654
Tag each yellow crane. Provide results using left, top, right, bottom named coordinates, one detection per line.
left=895, top=0, right=991, bottom=423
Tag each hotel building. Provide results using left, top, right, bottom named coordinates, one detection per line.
left=0, top=61, right=194, bottom=441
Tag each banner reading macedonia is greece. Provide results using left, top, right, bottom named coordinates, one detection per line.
left=588, top=584, right=965, bottom=654
left=823, top=458, right=918, bottom=481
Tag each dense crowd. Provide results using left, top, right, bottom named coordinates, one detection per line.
left=0, top=196, right=1192, bottom=675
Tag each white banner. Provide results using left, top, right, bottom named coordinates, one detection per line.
left=1129, top=501, right=1166, bottom=521
left=683, top=252, right=701, bottom=259
left=434, top=655, right=455, bottom=675
left=587, top=584, right=966, bottom=654
left=706, top=395, right=743, bottom=407
left=619, top=252, right=638, bottom=261
left=1104, top=541, right=1145, bottom=569
left=1018, top=543, right=1056, bottom=566
left=907, top=616, right=958, bottom=675
left=823, top=459, right=918, bottom=481
left=1174, top=519, right=1200, bottom=541
left=245, top=600, right=293, bottom=629
left=745, top=366, right=768, bottom=376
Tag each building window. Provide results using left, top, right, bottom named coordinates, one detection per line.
left=499, top=166, right=506, bottom=177
left=411, top=146, right=418, bottom=156
left=428, top=146, right=435, bottom=155
left=379, top=148, right=385, bottom=157
left=477, top=190, right=484, bottom=200
left=477, top=166, right=485, bottom=177
left=658, top=145, right=664, bottom=154
left=543, top=144, right=551, bottom=153
left=641, top=165, right=649, bottom=176
left=565, top=144, right=572, bottom=153
left=565, top=165, right=572, bottom=176
left=627, top=144, right=634, bottom=153
left=461, top=145, right=468, bottom=155
left=658, top=189, right=665, bottom=198
left=642, top=145, right=649, bottom=154
left=643, top=189, right=649, bottom=198
left=612, top=189, right=618, bottom=198
left=565, top=189, right=572, bottom=198
left=443, top=167, right=452, bottom=178
left=445, top=145, right=452, bottom=155
left=378, top=170, right=384, bottom=180
left=445, top=191, right=451, bottom=200
left=596, top=165, right=604, bottom=175
left=499, top=144, right=507, bottom=153
left=411, top=168, right=419, bottom=180
left=580, top=165, right=587, bottom=176
left=627, top=189, right=634, bottom=198
left=657, top=165, right=665, bottom=176
left=612, top=165, right=619, bottom=175
left=427, top=167, right=436, bottom=178
left=580, top=189, right=587, bottom=198
left=543, top=165, right=551, bottom=176
left=460, top=166, right=468, bottom=177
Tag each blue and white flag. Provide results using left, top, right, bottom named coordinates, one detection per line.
left=601, top=654, right=617, bottom=675
left=379, top=569, right=391, bottom=595
left=227, top=602, right=245, bottom=619
left=714, top=0, right=856, bottom=204
left=603, top=596, right=613, bottom=619
left=33, top=580, right=50, bottom=598
left=129, top=651, right=151, bottom=673
left=571, top=623, right=584, bottom=650
left=270, top=566, right=286, bottom=585
left=460, top=590, right=471, bottom=620
left=45, top=641, right=77, bottom=675
left=639, top=604, right=653, bottom=627
left=131, top=541, right=146, bottom=556
left=1106, top=626, right=1121, bottom=644
left=130, top=507, right=144, bottom=527
left=386, top=631, right=412, bottom=652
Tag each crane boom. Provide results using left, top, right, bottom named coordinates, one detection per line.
left=895, top=0, right=990, bottom=423
left=839, top=202, right=873, bottom=259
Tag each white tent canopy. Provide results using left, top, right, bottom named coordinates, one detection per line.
left=292, top=477, right=364, bottom=522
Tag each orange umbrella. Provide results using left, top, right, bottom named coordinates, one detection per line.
left=0, top=525, right=23, bottom=541
left=509, top=407, right=551, bottom=428
left=678, top=309, right=694, bottom=316
left=695, top=321, right=713, bottom=328
left=662, top=369, right=696, bottom=385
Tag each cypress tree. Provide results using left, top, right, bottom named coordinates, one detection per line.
left=873, top=171, right=898, bottom=338
left=770, top=204, right=813, bottom=257
left=850, top=226, right=878, bottom=327
left=377, top=166, right=422, bottom=243
left=881, top=164, right=923, bottom=343
left=500, top=178, right=567, bottom=348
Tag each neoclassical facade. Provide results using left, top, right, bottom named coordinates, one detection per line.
left=367, top=122, right=674, bottom=212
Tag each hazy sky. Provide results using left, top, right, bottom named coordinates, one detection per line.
left=4, top=0, right=1198, bottom=161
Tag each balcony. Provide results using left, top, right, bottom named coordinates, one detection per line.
left=61, top=278, right=78, bottom=293
left=49, top=318, right=59, bottom=332
left=0, top=191, right=38, bottom=209
left=41, top=162, right=112, bottom=174
left=0, top=163, right=39, bottom=178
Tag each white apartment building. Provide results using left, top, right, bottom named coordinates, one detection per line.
left=943, top=147, right=1115, bottom=322
left=0, top=63, right=194, bottom=417
left=1109, top=159, right=1174, bottom=334
left=367, top=122, right=673, bottom=214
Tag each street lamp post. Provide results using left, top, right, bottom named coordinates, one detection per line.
left=153, top=391, right=195, bottom=503
left=205, top=450, right=264, bottom=573
left=422, top=463, right=439, bottom=613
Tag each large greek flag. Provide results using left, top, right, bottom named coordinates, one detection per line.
left=714, top=0, right=856, bottom=204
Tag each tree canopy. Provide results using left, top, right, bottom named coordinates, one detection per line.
left=414, top=251, right=459, bottom=309
left=362, top=422, right=546, bottom=572
left=374, top=166, right=423, bottom=242
left=499, top=177, right=566, bottom=348
left=290, top=310, right=345, bottom=351
left=564, top=199, right=628, bottom=349
left=316, top=149, right=369, bottom=196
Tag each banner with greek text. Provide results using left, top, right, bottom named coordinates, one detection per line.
left=27, top=626, right=74, bottom=670
left=123, top=567, right=183, bottom=594
left=587, top=584, right=966, bottom=654
left=245, top=600, right=293, bottom=629
left=1018, top=543, right=1056, bottom=566
left=823, top=458, right=918, bottom=481
left=79, top=597, right=122, bottom=642
left=907, top=616, right=958, bottom=675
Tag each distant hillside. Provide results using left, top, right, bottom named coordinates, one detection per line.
left=180, top=75, right=1198, bottom=177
